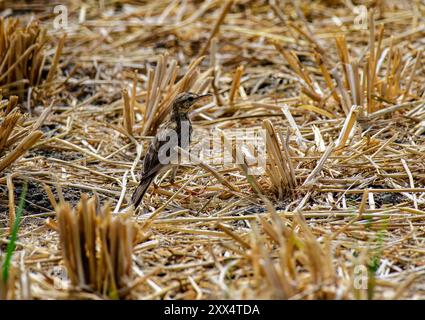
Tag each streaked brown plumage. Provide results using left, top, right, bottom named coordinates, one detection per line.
left=131, top=92, right=212, bottom=208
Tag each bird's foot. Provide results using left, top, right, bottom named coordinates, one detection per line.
left=169, top=166, right=178, bottom=185
left=185, top=188, right=200, bottom=196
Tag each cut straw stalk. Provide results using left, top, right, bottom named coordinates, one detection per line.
left=0, top=108, right=21, bottom=152
left=140, top=54, right=205, bottom=136
left=314, top=52, right=340, bottom=104
left=367, top=9, right=375, bottom=113
left=45, top=34, right=66, bottom=84
left=4, top=95, right=18, bottom=114
left=229, top=65, right=243, bottom=104
left=273, top=41, right=321, bottom=101
left=302, top=141, right=334, bottom=188
left=221, top=133, right=265, bottom=197
left=198, top=0, right=234, bottom=57
left=243, top=210, right=340, bottom=299
left=281, top=105, right=306, bottom=149
left=216, top=223, right=250, bottom=249
left=402, top=50, right=422, bottom=102
left=0, top=18, right=60, bottom=99
left=281, top=9, right=417, bottom=122
left=122, top=88, right=134, bottom=136
left=262, top=119, right=297, bottom=199
left=335, top=104, right=360, bottom=152
left=0, top=44, right=39, bottom=84
left=335, top=36, right=350, bottom=88
left=55, top=195, right=137, bottom=298
left=0, top=130, right=43, bottom=173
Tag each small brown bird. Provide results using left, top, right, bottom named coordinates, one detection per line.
left=131, top=92, right=212, bottom=208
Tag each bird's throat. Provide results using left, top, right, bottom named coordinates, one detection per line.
left=175, top=113, right=192, bottom=148
left=171, top=110, right=188, bottom=123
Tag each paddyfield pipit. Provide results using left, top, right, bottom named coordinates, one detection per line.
left=131, top=92, right=212, bottom=208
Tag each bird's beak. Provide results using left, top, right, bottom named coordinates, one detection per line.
left=194, top=93, right=212, bottom=105
left=189, top=93, right=212, bottom=112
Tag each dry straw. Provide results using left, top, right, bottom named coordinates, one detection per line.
left=0, top=0, right=424, bottom=300
left=0, top=96, right=44, bottom=174
left=247, top=211, right=345, bottom=299
left=0, top=17, right=63, bottom=100
left=122, top=53, right=213, bottom=137
left=52, top=194, right=141, bottom=299
left=0, top=264, right=30, bottom=300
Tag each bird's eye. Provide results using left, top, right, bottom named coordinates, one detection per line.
left=188, top=96, right=194, bottom=102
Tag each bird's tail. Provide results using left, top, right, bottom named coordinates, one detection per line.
left=131, top=176, right=154, bottom=208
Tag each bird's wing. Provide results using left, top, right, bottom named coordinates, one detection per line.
left=132, top=125, right=176, bottom=207
left=142, top=121, right=179, bottom=178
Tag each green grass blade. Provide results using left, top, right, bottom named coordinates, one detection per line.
left=1, top=181, right=28, bottom=282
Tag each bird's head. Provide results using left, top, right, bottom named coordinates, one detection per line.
left=172, top=92, right=212, bottom=114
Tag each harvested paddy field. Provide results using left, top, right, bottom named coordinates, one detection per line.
left=0, top=0, right=424, bottom=300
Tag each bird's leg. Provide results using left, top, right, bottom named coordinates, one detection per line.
left=170, top=166, right=179, bottom=184
left=149, top=184, right=156, bottom=202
